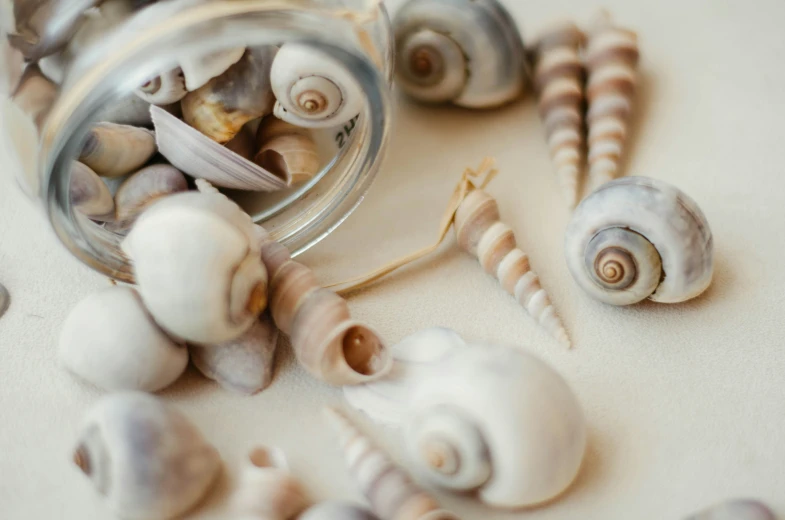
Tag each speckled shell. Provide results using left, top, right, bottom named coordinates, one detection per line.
left=79, top=122, right=157, bottom=178
left=565, top=177, right=714, bottom=305
left=684, top=499, right=775, bottom=520
left=403, top=345, right=586, bottom=509
left=72, top=392, right=221, bottom=520
left=393, top=0, right=527, bottom=108
left=454, top=189, right=569, bottom=346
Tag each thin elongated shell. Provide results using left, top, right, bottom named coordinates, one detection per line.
left=255, top=117, right=320, bottom=185
left=79, top=122, right=157, bottom=178
left=72, top=392, right=221, bottom=520
left=565, top=177, right=713, bottom=304
left=152, top=105, right=289, bottom=191
left=70, top=161, right=114, bottom=221
left=684, top=500, right=775, bottom=520
left=112, top=163, right=188, bottom=230
left=393, top=0, right=527, bottom=108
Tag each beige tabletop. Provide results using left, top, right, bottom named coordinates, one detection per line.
left=1, top=0, right=784, bottom=518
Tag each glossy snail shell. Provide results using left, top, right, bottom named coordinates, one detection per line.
left=565, top=177, right=714, bottom=305
left=393, top=0, right=527, bottom=108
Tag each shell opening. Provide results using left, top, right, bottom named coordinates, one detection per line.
left=342, top=325, right=385, bottom=376
left=73, top=444, right=91, bottom=475
left=246, top=281, right=268, bottom=315
left=140, top=77, right=161, bottom=94
left=256, top=150, right=290, bottom=181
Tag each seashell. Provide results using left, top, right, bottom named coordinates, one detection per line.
left=135, top=68, right=188, bottom=105
left=182, top=46, right=276, bottom=143
left=70, top=161, right=115, bottom=221
left=179, top=46, right=246, bottom=92
left=259, top=233, right=391, bottom=386
left=98, top=92, right=153, bottom=126
left=254, top=117, right=320, bottom=185
left=344, top=327, right=467, bottom=426
left=324, top=407, right=458, bottom=520
left=58, top=285, right=188, bottom=392
left=121, top=190, right=268, bottom=344
left=531, top=21, right=587, bottom=208
left=403, top=344, right=586, bottom=509
left=7, top=0, right=100, bottom=60
left=230, top=446, right=309, bottom=520
left=565, top=177, right=713, bottom=305
left=584, top=14, right=640, bottom=190
left=684, top=499, right=775, bottom=520
left=270, top=43, right=364, bottom=129
left=225, top=124, right=256, bottom=160
left=111, top=163, right=188, bottom=231
left=393, top=0, right=527, bottom=108
left=79, top=122, right=157, bottom=178
left=190, top=313, right=279, bottom=395
left=152, top=104, right=289, bottom=191
left=299, top=502, right=381, bottom=520
left=12, top=63, right=58, bottom=129
left=72, top=392, right=221, bottom=519
left=454, top=188, right=570, bottom=346
left=0, top=283, right=9, bottom=319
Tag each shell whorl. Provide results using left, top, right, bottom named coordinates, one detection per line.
left=261, top=239, right=391, bottom=385
left=532, top=22, right=586, bottom=208
left=324, top=407, right=458, bottom=520
left=454, top=189, right=570, bottom=346
left=254, top=118, right=320, bottom=185
left=585, top=19, right=639, bottom=190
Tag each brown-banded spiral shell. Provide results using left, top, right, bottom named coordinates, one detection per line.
left=565, top=177, right=713, bottom=305
left=324, top=407, right=459, bottom=520
left=684, top=500, right=775, bottom=520
left=182, top=46, right=276, bottom=143
left=531, top=21, right=586, bottom=208
left=260, top=233, right=391, bottom=386
left=69, top=161, right=115, bottom=221
left=270, top=43, right=364, bottom=129
left=121, top=190, right=268, bottom=344
left=254, top=117, right=320, bottom=185
left=72, top=392, right=221, bottom=519
left=190, top=313, right=279, bottom=395
left=454, top=188, right=570, bottom=346
left=299, top=502, right=381, bottom=520
left=79, top=122, right=157, bottom=178
left=403, top=345, right=586, bottom=509
left=58, top=285, right=188, bottom=392
left=393, top=0, right=527, bottom=108
left=111, top=163, right=188, bottom=231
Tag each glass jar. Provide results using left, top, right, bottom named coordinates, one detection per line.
left=0, top=0, right=393, bottom=281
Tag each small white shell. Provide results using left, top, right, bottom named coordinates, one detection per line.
left=403, top=345, right=586, bottom=508
left=190, top=313, right=279, bottom=395
left=79, top=122, right=157, bottom=178
left=135, top=68, right=188, bottom=105
left=271, top=43, right=364, bottom=128
left=230, top=446, right=309, bottom=520
left=565, top=177, right=714, bottom=305
left=393, top=0, right=528, bottom=108
left=70, top=161, right=115, bottom=221
left=58, top=285, right=188, bottom=392
left=121, top=190, right=268, bottom=344
left=72, top=392, right=221, bottom=520
left=111, top=163, right=189, bottom=231
left=299, top=502, right=380, bottom=520
left=685, top=500, right=775, bottom=520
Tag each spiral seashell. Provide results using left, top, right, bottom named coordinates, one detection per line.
left=403, top=345, right=586, bottom=509
left=270, top=43, right=364, bottom=129
left=79, top=122, right=157, bottom=178
left=324, top=407, right=458, bottom=520
left=300, top=502, right=381, bottom=520
left=190, top=313, right=279, bottom=395
left=684, top=499, right=775, bottom=520
left=69, top=161, right=115, bottom=221
left=135, top=68, right=188, bottom=105
left=11, top=63, right=58, bottom=129
left=72, top=392, right=221, bottom=519
left=393, top=0, right=527, bottom=108
left=565, top=177, right=713, bottom=305
left=585, top=15, right=640, bottom=190
left=454, top=188, right=570, bottom=346
left=110, top=163, right=189, bottom=232
left=260, top=234, right=391, bottom=385
left=121, top=190, right=268, bottom=344
left=531, top=21, right=587, bottom=208
left=58, top=285, right=188, bottom=392
left=230, top=446, right=309, bottom=520
left=182, top=46, right=276, bottom=143
left=254, top=117, right=320, bottom=185
left=7, top=0, right=101, bottom=60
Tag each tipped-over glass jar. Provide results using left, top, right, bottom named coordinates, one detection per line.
left=0, top=0, right=393, bottom=281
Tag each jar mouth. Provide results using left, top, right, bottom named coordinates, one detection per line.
left=40, top=2, right=391, bottom=282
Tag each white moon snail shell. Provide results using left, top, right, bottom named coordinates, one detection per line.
left=393, top=0, right=528, bottom=108
left=403, top=345, right=587, bottom=508
left=565, top=177, right=714, bottom=305
left=270, top=43, right=364, bottom=128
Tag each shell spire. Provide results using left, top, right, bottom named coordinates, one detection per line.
left=584, top=13, right=640, bottom=191
left=531, top=21, right=587, bottom=208
left=323, top=407, right=459, bottom=520
left=454, top=189, right=570, bottom=346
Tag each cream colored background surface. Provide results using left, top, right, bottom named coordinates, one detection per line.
left=2, top=0, right=785, bottom=518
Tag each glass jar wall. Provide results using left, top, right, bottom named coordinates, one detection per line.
left=0, top=0, right=393, bottom=281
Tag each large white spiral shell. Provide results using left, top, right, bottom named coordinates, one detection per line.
left=565, top=177, right=714, bottom=305
left=393, top=0, right=527, bottom=108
